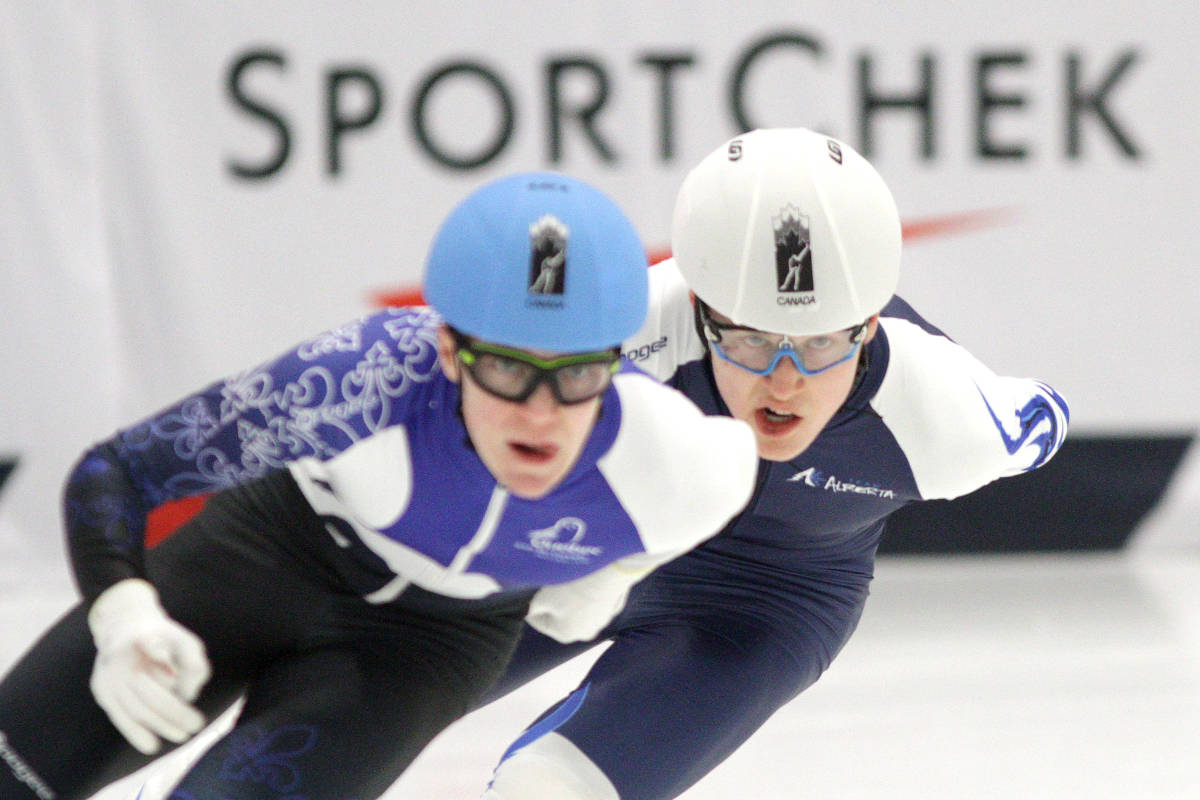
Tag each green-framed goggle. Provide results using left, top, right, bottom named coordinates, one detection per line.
left=452, top=332, right=620, bottom=405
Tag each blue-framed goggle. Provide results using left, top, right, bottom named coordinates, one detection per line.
left=698, top=303, right=867, bottom=377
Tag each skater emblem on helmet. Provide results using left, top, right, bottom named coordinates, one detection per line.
left=528, top=215, right=568, bottom=296
left=773, top=204, right=816, bottom=306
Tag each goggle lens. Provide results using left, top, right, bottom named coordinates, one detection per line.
left=699, top=305, right=865, bottom=377
left=455, top=337, right=618, bottom=405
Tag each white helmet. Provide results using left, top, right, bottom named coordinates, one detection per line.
left=671, top=128, right=901, bottom=335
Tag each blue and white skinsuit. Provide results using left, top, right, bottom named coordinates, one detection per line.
left=0, top=305, right=756, bottom=799
left=482, top=260, right=1070, bottom=800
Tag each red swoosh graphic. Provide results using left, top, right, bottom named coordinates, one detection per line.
left=901, top=207, right=1017, bottom=241
left=369, top=208, right=1017, bottom=308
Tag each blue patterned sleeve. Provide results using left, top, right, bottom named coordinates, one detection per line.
left=62, top=307, right=444, bottom=601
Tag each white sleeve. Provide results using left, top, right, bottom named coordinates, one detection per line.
left=599, top=371, right=758, bottom=553
left=527, top=371, right=759, bottom=643
left=872, top=317, right=1069, bottom=500
left=620, top=259, right=705, bottom=381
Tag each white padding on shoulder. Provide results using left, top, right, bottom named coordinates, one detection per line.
left=620, top=258, right=705, bottom=381
left=601, top=371, right=757, bottom=554
left=872, top=316, right=1065, bottom=500
left=483, top=732, right=620, bottom=800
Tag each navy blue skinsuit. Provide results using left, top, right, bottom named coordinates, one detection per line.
left=484, top=261, right=1069, bottom=800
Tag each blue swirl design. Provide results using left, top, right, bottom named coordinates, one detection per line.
left=977, top=382, right=1069, bottom=471
left=218, top=723, right=320, bottom=792
left=62, top=453, right=147, bottom=552
left=296, top=318, right=366, bottom=361
left=118, top=307, right=441, bottom=499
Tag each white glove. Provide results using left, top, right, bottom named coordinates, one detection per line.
left=87, top=578, right=211, bottom=754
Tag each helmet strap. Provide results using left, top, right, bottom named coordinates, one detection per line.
left=692, top=297, right=712, bottom=351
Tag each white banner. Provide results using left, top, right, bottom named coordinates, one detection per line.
left=2, top=0, right=1198, bottom=556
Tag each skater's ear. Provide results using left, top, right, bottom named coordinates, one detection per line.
left=437, top=326, right=461, bottom=383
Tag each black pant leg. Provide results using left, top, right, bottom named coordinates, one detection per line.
left=0, top=604, right=157, bottom=799
left=166, top=586, right=532, bottom=799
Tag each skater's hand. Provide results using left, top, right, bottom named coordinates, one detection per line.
left=87, top=578, right=210, bottom=754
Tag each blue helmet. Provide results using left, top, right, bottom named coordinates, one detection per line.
left=423, top=172, right=648, bottom=353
